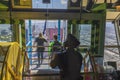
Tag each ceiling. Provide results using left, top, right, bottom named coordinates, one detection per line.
left=0, top=0, right=120, bottom=20
left=107, top=11, right=120, bottom=20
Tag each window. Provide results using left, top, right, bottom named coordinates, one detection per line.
left=0, top=24, right=12, bottom=42
left=32, top=0, right=68, bottom=9
left=79, top=24, right=91, bottom=46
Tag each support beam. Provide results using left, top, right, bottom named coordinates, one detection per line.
left=0, top=11, right=103, bottom=20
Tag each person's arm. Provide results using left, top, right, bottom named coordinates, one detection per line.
left=48, top=42, right=54, bottom=55
left=42, top=37, right=47, bottom=43
left=43, top=38, right=47, bottom=43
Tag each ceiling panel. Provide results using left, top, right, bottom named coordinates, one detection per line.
left=107, top=12, right=120, bottom=20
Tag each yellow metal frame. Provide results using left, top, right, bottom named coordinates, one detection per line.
left=0, top=42, right=26, bottom=80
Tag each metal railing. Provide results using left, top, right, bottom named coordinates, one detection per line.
left=23, top=45, right=103, bottom=80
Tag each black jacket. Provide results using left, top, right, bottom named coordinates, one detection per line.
left=50, top=48, right=83, bottom=80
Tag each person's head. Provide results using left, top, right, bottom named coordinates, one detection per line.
left=39, top=33, right=43, bottom=37
left=64, top=34, right=80, bottom=48
left=53, top=35, right=58, bottom=41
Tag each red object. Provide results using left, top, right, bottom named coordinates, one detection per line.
left=46, top=28, right=63, bottom=41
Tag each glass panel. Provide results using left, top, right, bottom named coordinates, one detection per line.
left=104, top=21, right=119, bottom=56
left=32, top=0, right=68, bottom=9
left=105, top=22, right=117, bottom=45
left=25, top=20, right=66, bottom=42
left=25, top=20, right=67, bottom=70
left=79, top=24, right=91, bottom=46
left=104, top=48, right=119, bottom=61
left=0, top=24, right=12, bottom=42
left=0, top=45, right=9, bottom=62
left=104, top=21, right=119, bottom=71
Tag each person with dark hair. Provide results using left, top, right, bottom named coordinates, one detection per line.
left=33, top=33, right=47, bottom=66
left=49, top=35, right=62, bottom=58
left=50, top=34, right=83, bottom=80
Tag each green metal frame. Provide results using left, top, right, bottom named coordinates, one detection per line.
left=67, top=3, right=106, bottom=56
left=0, top=19, right=26, bottom=48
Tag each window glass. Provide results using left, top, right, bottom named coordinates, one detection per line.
left=105, top=22, right=117, bottom=45
left=32, top=0, right=68, bottom=9
left=0, top=24, right=12, bottom=42
left=25, top=19, right=67, bottom=70
left=79, top=24, right=91, bottom=46
left=104, top=21, right=119, bottom=68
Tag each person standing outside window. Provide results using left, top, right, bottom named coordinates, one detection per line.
left=49, top=35, right=62, bottom=58
left=33, top=33, right=47, bottom=65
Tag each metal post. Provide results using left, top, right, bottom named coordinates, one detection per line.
left=114, top=20, right=120, bottom=56
left=28, top=20, right=32, bottom=64
left=58, top=20, right=61, bottom=41
left=19, top=24, right=22, bottom=48
left=9, top=0, right=14, bottom=41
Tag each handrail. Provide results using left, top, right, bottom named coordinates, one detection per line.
left=24, top=49, right=98, bottom=80
left=24, top=45, right=111, bottom=80
left=26, top=45, right=90, bottom=47
left=27, top=45, right=120, bottom=49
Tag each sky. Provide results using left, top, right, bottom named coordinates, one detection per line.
left=32, top=0, right=68, bottom=9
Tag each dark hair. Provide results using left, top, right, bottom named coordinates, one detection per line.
left=54, top=35, right=57, bottom=40
left=39, top=33, right=42, bottom=37
left=64, top=34, right=80, bottom=48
